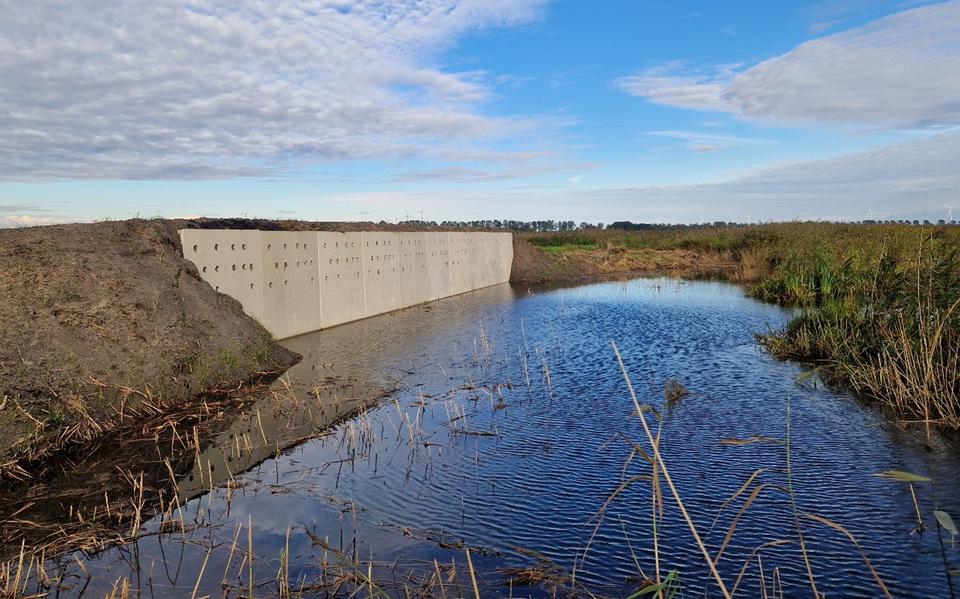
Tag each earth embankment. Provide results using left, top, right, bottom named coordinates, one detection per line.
left=0, top=220, right=299, bottom=477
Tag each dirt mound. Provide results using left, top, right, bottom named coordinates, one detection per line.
left=510, top=236, right=741, bottom=283
left=509, top=237, right=585, bottom=282
left=510, top=236, right=613, bottom=282
left=0, top=220, right=299, bottom=477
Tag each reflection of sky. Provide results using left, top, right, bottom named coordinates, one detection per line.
left=61, top=278, right=960, bottom=597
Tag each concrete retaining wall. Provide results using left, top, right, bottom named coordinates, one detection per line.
left=179, top=230, right=513, bottom=339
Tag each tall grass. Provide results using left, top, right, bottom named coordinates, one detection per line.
left=756, top=235, right=960, bottom=429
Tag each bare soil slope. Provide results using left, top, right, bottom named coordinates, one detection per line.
left=0, top=220, right=299, bottom=477
left=510, top=236, right=741, bottom=283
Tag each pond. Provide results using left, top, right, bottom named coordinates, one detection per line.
left=5, top=277, right=959, bottom=597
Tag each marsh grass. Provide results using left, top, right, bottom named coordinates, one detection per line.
left=756, top=234, right=960, bottom=430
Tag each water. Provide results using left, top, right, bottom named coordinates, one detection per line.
left=6, top=277, right=960, bottom=597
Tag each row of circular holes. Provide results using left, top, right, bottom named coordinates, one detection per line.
left=203, top=263, right=254, bottom=273
left=192, top=242, right=312, bottom=252
left=204, top=252, right=485, bottom=277
left=273, top=259, right=315, bottom=269
left=196, top=237, right=496, bottom=254
left=212, top=261, right=486, bottom=292
left=193, top=242, right=249, bottom=253
left=202, top=253, right=475, bottom=278
left=196, top=239, right=489, bottom=255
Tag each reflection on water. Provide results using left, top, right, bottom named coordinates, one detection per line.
left=4, top=277, right=960, bottom=597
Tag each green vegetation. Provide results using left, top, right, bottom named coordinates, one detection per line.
left=755, top=232, right=960, bottom=430
left=525, top=225, right=780, bottom=254
left=524, top=222, right=960, bottom=428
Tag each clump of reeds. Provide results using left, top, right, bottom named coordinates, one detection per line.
left=756, top=236, right=960, bottom=430
left=663, top=379, right=688, bottom=406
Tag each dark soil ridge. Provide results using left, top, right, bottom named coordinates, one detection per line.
left=0, top=219, right=299, bottom=480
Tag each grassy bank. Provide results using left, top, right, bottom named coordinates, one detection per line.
left=520, top=222, right=960, bottom=428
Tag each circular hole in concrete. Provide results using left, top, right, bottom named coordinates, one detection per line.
left=193, top=244, right=198, bottom=253
left=202, top=266, right=207, bottom=273
left=231, top=244, right=236, bottom=250
left=214, top=244, right=219, bottom=251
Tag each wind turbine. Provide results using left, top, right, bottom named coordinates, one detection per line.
left=946, top=204, right=955, bottom=222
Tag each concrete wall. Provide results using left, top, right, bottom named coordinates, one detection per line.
left=179, top=229, right=513, bottom=339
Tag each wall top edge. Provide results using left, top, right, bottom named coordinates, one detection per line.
left=179, top=229, right=511, bottom=235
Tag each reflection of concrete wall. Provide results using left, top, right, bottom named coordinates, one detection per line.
left=179, top=230, right=513, bottom=339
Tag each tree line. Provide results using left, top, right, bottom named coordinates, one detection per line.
left=390, top=219, right=959, bottom=231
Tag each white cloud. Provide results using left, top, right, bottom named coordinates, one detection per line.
left=0, top=0, right=546, bottom=181
left=311, top=131, right=960, bottom=223
left=0, top=214, right=68, bottom=228
left=619, top=1, right=960, bottom=129
left=645, top=130, right=776, bottom=153
left=617, top=62, right=738, bottom=113
left=588, top=130, right=960, bottom=221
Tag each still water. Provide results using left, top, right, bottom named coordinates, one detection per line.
left=13, top=278, right=960, bottom=597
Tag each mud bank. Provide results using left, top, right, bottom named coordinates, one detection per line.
left=509, top=236, right=743, bottom=283
left=0, top=220, right=299, bottom=478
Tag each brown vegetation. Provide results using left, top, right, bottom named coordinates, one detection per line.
left=0, top=220, right=299, bottom=479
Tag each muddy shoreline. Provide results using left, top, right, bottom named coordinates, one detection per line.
left=508, top=235, right=748, bottom=284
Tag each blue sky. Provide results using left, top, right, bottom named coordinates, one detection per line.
left=1, top=0, right=958, bottom=226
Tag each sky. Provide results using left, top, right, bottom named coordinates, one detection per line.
left=1, top=0, right=958, bottom=226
